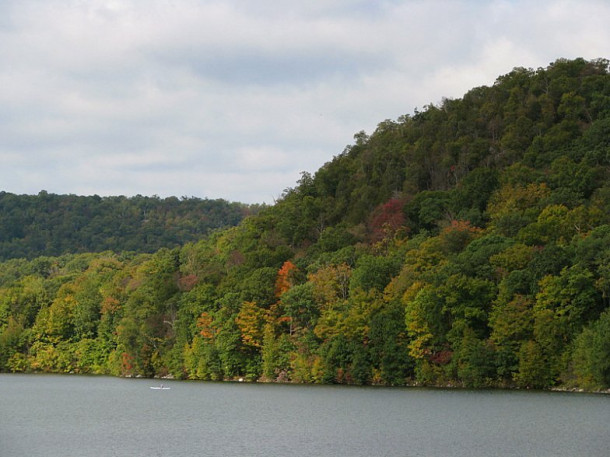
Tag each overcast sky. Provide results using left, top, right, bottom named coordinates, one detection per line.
left=1, top=0, right=609, bottom=204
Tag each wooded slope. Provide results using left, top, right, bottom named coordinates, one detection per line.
left=1, top=58, right=609, bottom=390
left=0, top=192, right=256, bottom=260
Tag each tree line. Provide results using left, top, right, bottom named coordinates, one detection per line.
left=0, top=192, right=257, bottom=260
left=1, top=57, right=609, bottom=390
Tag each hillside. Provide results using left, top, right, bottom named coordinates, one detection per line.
left=1, top=57, right=609, bottom=390
left=0, top=192, right=257, bottom=260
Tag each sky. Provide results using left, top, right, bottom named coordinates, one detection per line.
left=1, top=0, right=609, bottom=204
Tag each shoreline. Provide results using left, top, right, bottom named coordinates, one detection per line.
left=3, top=370, right=609, bottom=395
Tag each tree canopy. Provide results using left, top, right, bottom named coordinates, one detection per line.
left=1, top=57, right=610, bottom=390
left=0, top=193, right=258, bottom=260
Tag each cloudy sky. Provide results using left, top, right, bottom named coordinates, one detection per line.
left=1, top=0, right=609, bottom=203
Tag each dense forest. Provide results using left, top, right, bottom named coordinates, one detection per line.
left=0, top=192, right=256, bottom=260
left=1, top=58, right=610, bottom=391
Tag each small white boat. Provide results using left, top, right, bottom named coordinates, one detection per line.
left=150, top=385, right=171, bottom=390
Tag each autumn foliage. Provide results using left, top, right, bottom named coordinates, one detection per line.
left=275, top=261, right=298, bottom=298
left=2, top=58, right=610, bottom=391
left=369, top=198, right=407, bottom=242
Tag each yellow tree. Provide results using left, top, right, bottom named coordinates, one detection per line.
left=308, top=263, right=351, bottom=305
left=235, top=301, right=266, bottom=348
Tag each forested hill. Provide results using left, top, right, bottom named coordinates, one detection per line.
left=0, top=192, right=257, bottom=260
left=1, top=58, right=610, bottom=391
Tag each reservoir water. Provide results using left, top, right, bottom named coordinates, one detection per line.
left=0, top=374, right=608, bottom=456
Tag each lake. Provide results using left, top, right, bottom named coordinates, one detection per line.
left=0, top=374, right=608, bottom=457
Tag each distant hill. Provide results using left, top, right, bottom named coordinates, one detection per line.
left=1, top=58, right=610, bottom=391
left=0, top=192, right=258, bottom=260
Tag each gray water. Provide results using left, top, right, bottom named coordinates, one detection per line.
left=0, top=374, right=608, bottom=457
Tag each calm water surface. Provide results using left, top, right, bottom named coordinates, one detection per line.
left=0, top=374, right=608, bottom=456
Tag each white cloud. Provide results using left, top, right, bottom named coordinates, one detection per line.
left=0, top=0, right=609, bottom=203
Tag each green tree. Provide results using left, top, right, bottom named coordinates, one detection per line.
left=571, top=310, right=610, bottom=389
left=515, top=340, right=553, bottom=389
